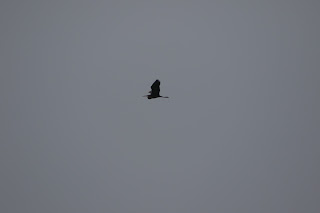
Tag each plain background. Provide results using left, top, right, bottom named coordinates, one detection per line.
left=1, top=1, right=319, bottom=213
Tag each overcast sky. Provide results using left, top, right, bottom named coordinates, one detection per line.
left=1, top=1, right=320, bottom=213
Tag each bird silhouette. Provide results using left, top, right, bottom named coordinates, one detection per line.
left=143, top=79, right=169, bottom=99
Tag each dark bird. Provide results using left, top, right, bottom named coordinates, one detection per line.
left=143, top=79, right=169, bottom=99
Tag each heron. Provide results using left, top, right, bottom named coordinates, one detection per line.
left=143, top=79, right=169, bottom=99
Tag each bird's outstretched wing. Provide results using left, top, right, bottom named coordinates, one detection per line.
left=150, top=79, right=160, bottom=97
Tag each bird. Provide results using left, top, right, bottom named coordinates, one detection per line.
left=143, top=79, right=169, bottom=99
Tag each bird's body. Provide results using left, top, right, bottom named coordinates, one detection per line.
left=144, top=79, right=169, bottom=99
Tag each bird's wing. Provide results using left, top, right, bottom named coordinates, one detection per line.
left=150, top=80, right=160, bottom=96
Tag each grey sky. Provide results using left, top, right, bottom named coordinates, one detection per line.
left=1, top=1, right=319, bottom=213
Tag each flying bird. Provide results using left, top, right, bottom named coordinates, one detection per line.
left=143, top=79, right=169, bottom=99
